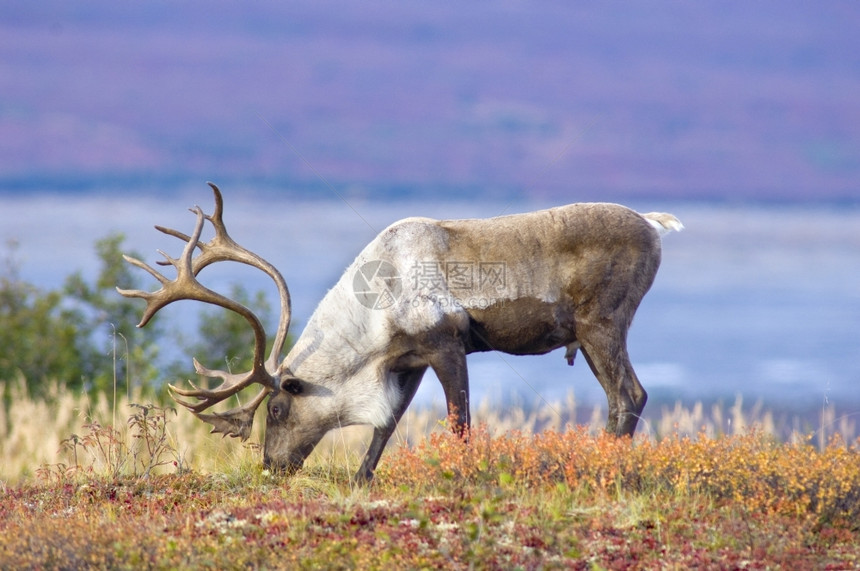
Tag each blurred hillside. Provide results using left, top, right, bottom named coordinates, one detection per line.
left=1, top=1, right=858, bottom=201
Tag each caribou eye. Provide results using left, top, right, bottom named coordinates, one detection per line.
left=283, top=380, right=303, bottom=395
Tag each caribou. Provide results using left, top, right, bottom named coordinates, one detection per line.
left=118, top=183, right=682, bottom=482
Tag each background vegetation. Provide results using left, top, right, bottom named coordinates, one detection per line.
left=0, top=233, right=270, bottom=401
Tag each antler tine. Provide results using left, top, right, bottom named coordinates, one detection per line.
left=115, top=205, right=208, bottom=327
left=164, top=353, right=273, bottom=440
left=199, top=182, right=292, bottom=372
left=168, top=358, right=269, bottom=412
left=168, top=357, right=272, bottom=441
left=120, top=254, right=170, bottom=286
left=152, top=184, right=225, bottom=271
left=170, top=384, right=270, bottom=441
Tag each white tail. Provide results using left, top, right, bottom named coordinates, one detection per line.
left=643, top=212, right=685, bottom=236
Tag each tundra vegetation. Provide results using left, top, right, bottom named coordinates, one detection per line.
left=2, top=233, right=860, bottom=568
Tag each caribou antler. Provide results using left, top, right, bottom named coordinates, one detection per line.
left=117, top=183, right=292, bottom=440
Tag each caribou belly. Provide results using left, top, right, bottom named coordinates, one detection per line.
left=463, top=297, right=576, bottom=356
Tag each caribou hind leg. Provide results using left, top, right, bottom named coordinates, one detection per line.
left=578, top=325, right=647, bottom=436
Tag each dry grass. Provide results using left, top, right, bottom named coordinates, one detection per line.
left=1, top=377, right=856, bottom=484
left=0, top=378, right=257, bottom=483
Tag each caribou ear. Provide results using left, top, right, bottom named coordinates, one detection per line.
left=282, top=379, right=303, bottom=395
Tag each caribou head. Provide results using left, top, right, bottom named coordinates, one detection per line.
left=117, top=184, right=307, bottom=472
